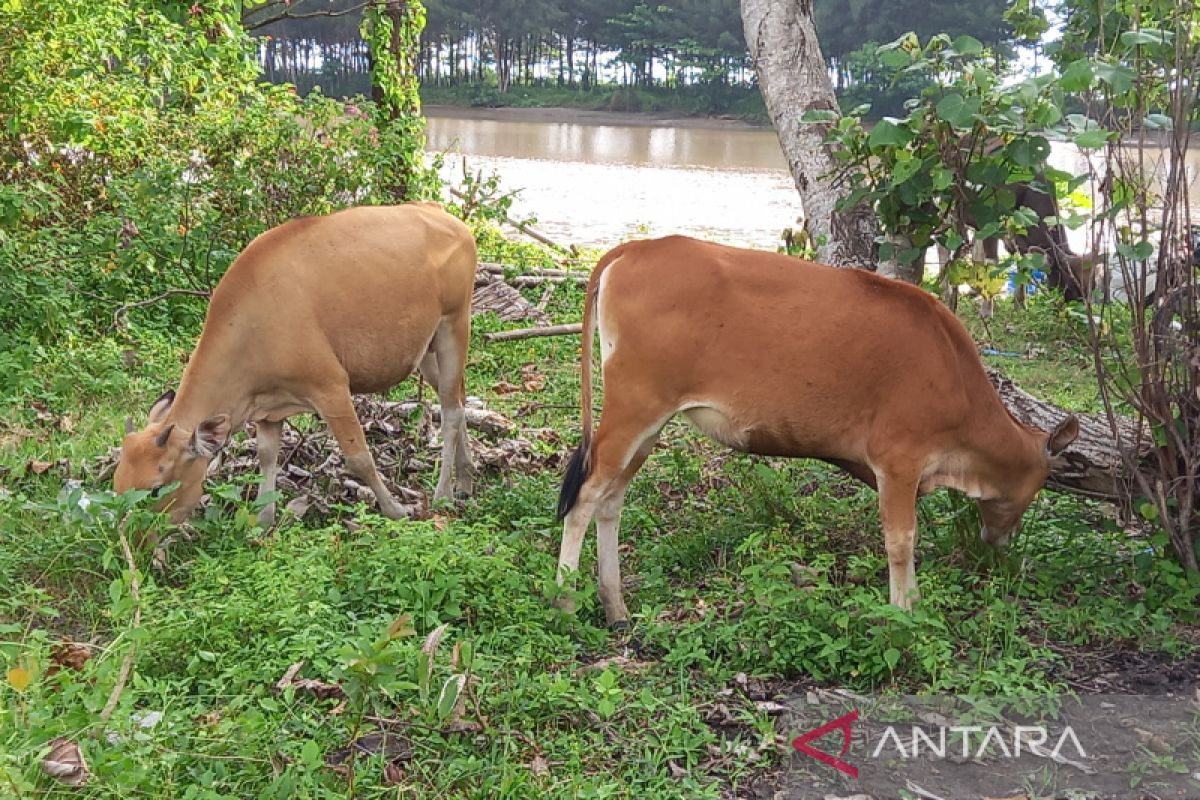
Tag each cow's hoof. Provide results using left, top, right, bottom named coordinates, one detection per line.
left=609, top=618, right=630, bottom=633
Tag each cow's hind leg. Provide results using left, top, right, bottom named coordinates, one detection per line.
left=254, top=419, right=284, bottom=526
left=594, top=439, right=657, bottom=627
left=316, top=386, right=409, bottom=520
left=557, top=401, right=668, bottom=626
left=428, top=312, right=473, bottom=501
left=875, top=469, right=921, bottom=609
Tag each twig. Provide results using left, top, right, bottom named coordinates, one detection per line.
left=97, top=521, right=142, bottom=729
left=110, top=289, right=211, bottom=331
left=509, top=275, right=587, bottom=286
left=478, top=263, right=586, bottom=279
left=449, top=187, right=569, bottom=252
left=535, top=283, right=555, bottom=311
left=485, top=323, right=582, bottom=342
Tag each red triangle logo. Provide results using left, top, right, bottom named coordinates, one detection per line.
left=792, top=709, right=859, bottom=778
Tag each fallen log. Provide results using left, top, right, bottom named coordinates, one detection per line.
left=376, top=401, right=516, bottom=438
left=985, top=367, right=1147, bottom=503
left=485, top=323, right=583, bottom=342
left=478, top=263, right=587, bottom=279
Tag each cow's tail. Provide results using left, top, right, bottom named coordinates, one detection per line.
left=556, top=245, right=627, bottom=520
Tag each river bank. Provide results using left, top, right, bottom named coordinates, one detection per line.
left=420, top=82, right=770, bottom=126
left=424, top=103, right=770, bottom=130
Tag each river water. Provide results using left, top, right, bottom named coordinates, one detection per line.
left=425, top=108, right=1198, bottom=252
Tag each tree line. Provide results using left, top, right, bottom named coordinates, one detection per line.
left=253, top=0, right=1013, bottom=100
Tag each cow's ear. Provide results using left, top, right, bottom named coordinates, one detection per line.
left=1047, top=416, right=1079, bottom=456
left=189, top=415, right=230, bottom=459
left=148, top=390, right=176, bottom=424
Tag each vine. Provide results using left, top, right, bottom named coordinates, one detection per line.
left=361, top=0, right=435, bottom=200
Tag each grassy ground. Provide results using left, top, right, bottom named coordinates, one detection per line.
left=0, top=240, right=1196, bottom=798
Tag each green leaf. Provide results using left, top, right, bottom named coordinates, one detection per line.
left=884, top=647, right=902, bottom=671
left=1138, top=502, right=1159, bottom=522
left=880, top=48, right=912, bottom=69
left=951, top=35, right=984, bottom=56
left=890, top=158, right=922, bottom=186
left=935, top=93, right=981, bottom=129
left=1143, top=113, right=1173, bottom=131
left=868, top=119, right=912, bottom=148
left=1006, top=136, right=1051, bottom=168
left=300, top=739, right=321, bottom=768
left=1093, top=62, right=1135, bottom=93
left=436, top=676, right=462, bottom=722
left=1058, top=59, right=1094, bottom=92
left=1119, top=29, right=1170, bottom=48
left=799, top=109, right=838, bottom=123
left=1072, top=129, right=1110, bottom=149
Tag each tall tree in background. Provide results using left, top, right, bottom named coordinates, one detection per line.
left=740, top=0, right=877, bottom=267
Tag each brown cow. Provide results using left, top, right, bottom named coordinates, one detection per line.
left=556, top=236, right=1078, bottom=626
left=115, top=203, right=476, bottom=526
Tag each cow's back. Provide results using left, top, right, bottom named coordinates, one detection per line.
left=598, top=236, right=991, bottom=459
left=201, top=204, right=476, bottom=392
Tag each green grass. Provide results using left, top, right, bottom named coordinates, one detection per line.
left=0, top=252, right=1196, bottom=798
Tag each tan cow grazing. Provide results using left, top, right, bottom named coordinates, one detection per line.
left=115, top=202, right=476, bottom=526
left=556, top=236, right=1079, bottom=626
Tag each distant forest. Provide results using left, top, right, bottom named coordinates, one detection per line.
left=252, top=0, right=1015, bottom=115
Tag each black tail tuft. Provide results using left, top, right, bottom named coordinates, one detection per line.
left=556, top=444, right=590, bottom=521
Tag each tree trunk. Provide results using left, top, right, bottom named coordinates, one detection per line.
left=740, top=0, right=877, bottom=269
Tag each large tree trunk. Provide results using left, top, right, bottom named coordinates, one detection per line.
left=740, top=0, right=877, bottom=269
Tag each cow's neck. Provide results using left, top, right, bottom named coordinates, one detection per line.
left=166, top=338, right=255, bottom=432
left=929, top=407, right=1042, bottom=499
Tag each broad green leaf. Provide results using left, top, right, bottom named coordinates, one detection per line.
left=868, top=119, right=912, bottom=148
left=880, top=48, right=913, bottom=69
left=1143, top=113, right=1173, bottom=130
left=890, top=158, right=922, bottom=186
left=1093, top=62, right=1135, bottom=93
left=951, top=35, right=984, bottom=56
left=1058, top=59, right=1094, bottom=92
left=1119, top=29, right=1170, bottom=48
left=437, top=675, right=462, bottom=722
left=1072, top=129, right=1110, bottom=149
left=1006, top=136, right=1051, bottom=168
left=884, top=647, right=902, bottom=671
left=935, top=93, right=980, bottom=129
left=300, top=739, right=321, bottom=768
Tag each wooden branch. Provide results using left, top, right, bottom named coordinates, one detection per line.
left=242, top=1, right=372, bottom=30
left=110, top=289, right=211, bottom=331
left=508, top=275, right=588, bottom=286
left=479, top=262, right=588, bottom=279
left=485, top=323, right=583, bottom=342
left=376, top=401, right=515, bottom=437
left=448, top=187, right=569, bottom=252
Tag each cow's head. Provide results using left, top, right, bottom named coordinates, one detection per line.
left=978, top=415, right=1079, bottom=547
left=113, top=390, right=230, bottom=523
